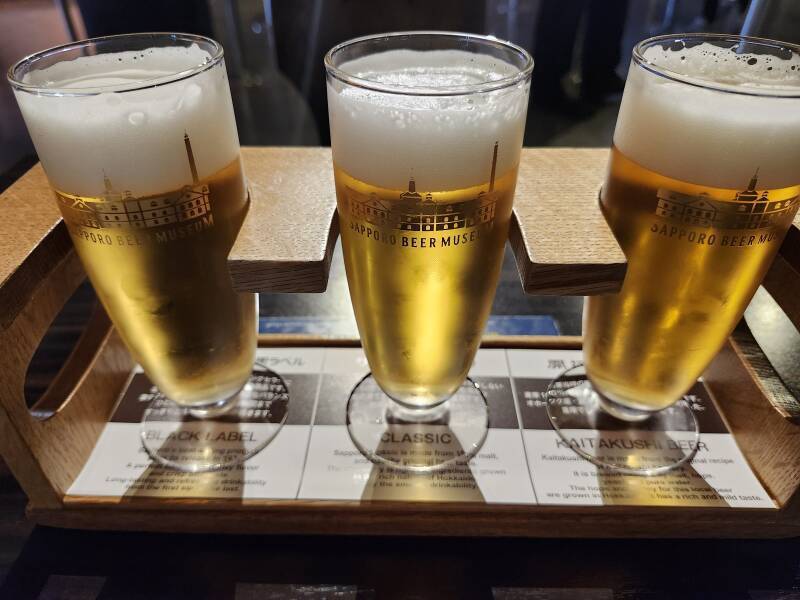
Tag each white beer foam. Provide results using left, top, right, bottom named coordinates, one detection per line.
left=14, top=45, right=240, bottom=197
left=327, top=49, right=529, bottom=191
left=615, top=42, right=800, bottom=190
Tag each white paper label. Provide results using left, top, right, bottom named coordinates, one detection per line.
left=67, top=347, right=774, bottom=509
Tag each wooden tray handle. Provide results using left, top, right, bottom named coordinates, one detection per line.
left=0, top=222, right=134, bottom=507
left=2, top=222, right=103, bottom=403
left=28, top=304, right=112, bottom=420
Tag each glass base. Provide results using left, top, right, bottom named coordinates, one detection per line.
left=346, top=374, right=489, bottom=473
left=140, top=364, right=289, bottom=473
left=545, top=364, right=700, bottom=476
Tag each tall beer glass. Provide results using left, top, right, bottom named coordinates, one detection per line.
left=546, top=34, right=800, bottom=475
left=9, top=34, right=288, bottom=472
left=326, top=32, right=532, bottom=470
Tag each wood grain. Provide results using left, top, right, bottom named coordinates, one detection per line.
left=510, top=148, right=627, bottom=295
left=28, top=501, right=800, bottom=538
left=510, top=148, right=800, bottom=301
left=28, top=304, right=111, bottom=420
left=704, top=329, right=800, bottom=507
left=0, top=149, right=341, bottom=298
left=780, top=210, right=800, bottom=278
left=729, top=320, right=800, bottom=421
left=230, top=147, right=339, bottom=293
left=231, top=147, right=629, bottom=295
left=759, top=210, right=800, bottom=337
left=0, top=233, right=133, bottom=507
left=0, top=166, right=135, bottom=508
left=762, top=253, right=800, bottom=333
left=0, top=163, right=66, bottom=329
left=253, top=334, right=583, bottom=350
left=5, top=148, right=797, bottom=302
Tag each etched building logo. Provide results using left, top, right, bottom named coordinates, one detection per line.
left=656, top=170, right=799, bottom=230
left=349, top=141, right=500, bottom=232
left=59, top=133, right=211, bottom=230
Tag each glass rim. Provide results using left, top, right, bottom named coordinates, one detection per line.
left=7, top=32, right=224, bottom=97
left=324, top=30, right=534, bottom=96
left=633, top=32, right=800, bottom=98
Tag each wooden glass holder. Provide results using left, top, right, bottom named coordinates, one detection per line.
left=1, top=147, right=799, bottom=537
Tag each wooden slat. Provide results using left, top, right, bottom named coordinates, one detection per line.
left=252, top=333, right=583, bottom=350
left=704, top=330, right=800, bottom=506
left=0, top=164, right=66, bottom=328
left=5, top=148, right=796, bottom=300
left=510, top=148, right=627, bottom=295
left=763, top=248, right=800, bottom=334
left=0, top=148, right=340, bottom=298
left=736, top=313, right=800, bottom=421
left=0, top=156, right=136, bottom=506
left=27, top=501, right=800, bottom=539
left=230, top=147, right=339, bottom=293
left=0, top=239, right=133, bottom=507
left=782, top=210, right=800, bottom=275
left=230, top=147, right=628, bottom=295
left=509, top=148, right=800, bottom=299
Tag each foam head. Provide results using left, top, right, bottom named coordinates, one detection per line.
left=13, top=44, right=240, bottom=197
left=614, top=41, right=800, bottom=190
left=327, top=49, right=530, bottom=191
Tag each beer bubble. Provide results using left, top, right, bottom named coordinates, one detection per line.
left=178, top=82, right=202, bottom=111
left=128, top=111, right=146, bottom=125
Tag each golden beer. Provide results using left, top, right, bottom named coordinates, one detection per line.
left=11, top=35, right=256, bottom=409
left=543, top=34, right=800, bottom=474
left=326, top=32, right=532, bottom=471
left=584, top=146, right=799, bottom=411
left=336, top=157, right=516, bottom=407
left=327, top=37, right=531, bottom=412
left=578, top=34, right=800, bottom=420
left=56, top=154, right=255, bottom=406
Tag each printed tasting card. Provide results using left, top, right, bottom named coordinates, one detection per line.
left=69, top=347, right=774, bottom=508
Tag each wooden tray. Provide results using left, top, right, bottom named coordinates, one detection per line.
left=1, top=147, right=799, bottom=538
left=11, top=332, right=800, bottom=539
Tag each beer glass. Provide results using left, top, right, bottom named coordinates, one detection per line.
left=9, top=33, right=288, bottom=472
left=326, top=32, right=532, bottom=470
left=547, top=34, right=800, bottom=475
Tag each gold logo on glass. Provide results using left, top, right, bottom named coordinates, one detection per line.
left=656, top=171, right=799, bottom=230
left=57, top=133, right=212, bottom=231
left=349, top=141, right=499, bottom=233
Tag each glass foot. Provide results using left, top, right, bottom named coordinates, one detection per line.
left=346, top=374, right=489, bottom=473
left=139, top=363, right=289, bottom=473
left=545, top=364, right=700, bottom=476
